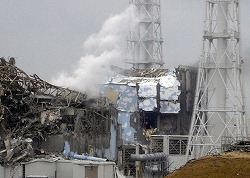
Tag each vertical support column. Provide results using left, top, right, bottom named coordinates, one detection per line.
left=139, top=0, right=150, bottom=69
left=216, top=1, right=228, bottom=112
left=127, top=0, right=163, bottom=69
left=157, top=115, right=161, bottom=132
left=216, top=2, right=227, bottom=109
left=208, top=1, right=228, bottom=149
left=157, top=83, right=161, bottom=132
left=187, top=0, right=247, bottom=160
left=135, top=144, right=140, bottom=178
left=163, top=136, right=169, bottom=155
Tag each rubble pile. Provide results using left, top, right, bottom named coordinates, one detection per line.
left=0, top=58, right=113, bottom=166
left=226, top=140, right=250, bottom=152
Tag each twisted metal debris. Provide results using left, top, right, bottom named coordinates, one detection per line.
left=0, top=57, right=86, bottom=105
left=0, top=58, right=113, bottom=166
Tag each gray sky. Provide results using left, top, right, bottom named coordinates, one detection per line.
left=1, top=0, right=250, bottom=111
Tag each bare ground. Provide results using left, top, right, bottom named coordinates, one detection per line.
left=166, top=152, right=250, bottom=178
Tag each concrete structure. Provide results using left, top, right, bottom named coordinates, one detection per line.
left=151, top=135, right=188, bottom=172
left=101, top=66, right=197, bottom=177
left=187, top=0, right=248, bottom=159
left=102, top=67, right=196, bottom=145
left=126, top=0, right=163, bottom=69
left=0, top=159, right=116, bottom=178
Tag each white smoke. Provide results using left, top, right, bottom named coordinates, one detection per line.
left=52, top=6, right=136, bottom=98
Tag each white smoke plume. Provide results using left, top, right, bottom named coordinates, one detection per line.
left=52, top=6, right=136, bottom=98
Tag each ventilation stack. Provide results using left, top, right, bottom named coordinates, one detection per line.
left=127, top=0, right=164, bottom=69
left=187, top=0, right=248, bottom=159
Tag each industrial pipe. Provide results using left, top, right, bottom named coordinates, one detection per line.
left=144, top=166, right=161, bottom=173
left=64, top=141, right=107, bottom=162
left=130, top=152, right=166, bottom=162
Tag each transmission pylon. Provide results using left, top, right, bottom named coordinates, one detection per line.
left=126, top=0, right=164, bottom=69
left=187, top=0, right=248, bottom=159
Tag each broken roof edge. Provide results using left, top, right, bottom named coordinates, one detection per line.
left=0, top=57, right=87, bottom=104
left=109, top=64, right=198, bottom=78
left=20, top=158, right=116, bottom=165
left=107, top=71, right=179, bottom=89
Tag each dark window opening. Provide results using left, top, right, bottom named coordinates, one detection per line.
left=140, top=111, right=158, bottom=129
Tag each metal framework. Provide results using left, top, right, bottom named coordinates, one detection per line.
left=122, top=145, right=137, bottom=176
left=151, top=135, right=188, bottom=156
left=0, top=58, right=86, bottom=105
left=187, top=0, right=247, bottom=159
left=151, top=136, right=164, bottom=153
left=169, top=138, right=188, bottom=155
left=126, top=0, right=164, bottom=69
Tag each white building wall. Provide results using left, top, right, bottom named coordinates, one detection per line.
left=56, top=160, right=73, bottom=178
left=0, top=165, right=22, bottom=178
left=72, top=164, right=86, bottom=178
left=25, top=160, right=56, bottom=178
left=98, top=165, right=115, bottom=178
left=168, top=155, right=187, bottom=173
left=0, top=159, right=115, bottom=178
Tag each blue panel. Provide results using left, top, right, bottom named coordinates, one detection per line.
left=160, top=85, right=181, bottom=100
left=117, top=86, right=137, bottom=112
left=103, top=73, right=182, bottom=115
left=159, top=75, right=177, bottom=88
left=139, top=98, right=157, bottom=111
left=138, top=83, right=157, bottom=98
left=160, top=101, right=180, bottom=113
left=104, top=84, right=137, bottom=112
left=118, top=112, right=135, bottom=143
left=103, top=122, right=117, bottom=161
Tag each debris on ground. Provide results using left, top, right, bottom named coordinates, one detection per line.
left=225, top=140, right=250, bottom=152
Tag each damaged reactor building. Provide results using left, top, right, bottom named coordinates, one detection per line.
left=0, top=0, right=196, bottom=177
left=0, top=57, right=197, bottom=177
left=0, top=58, right=117, bottom=177
left=0, top=1, right=197, bottom=177
left=0, top=0, right=248, bottom=178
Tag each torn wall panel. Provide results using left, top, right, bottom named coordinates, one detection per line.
left=139, top=98, right=157, bottom=111
left=159, top=75, right=178, bottom=88
left=138, top=82, right=157, bottom=98
left=103, top=84, right=138, bottom=112
left=103, top=122, right=118, bottom=161
left=160, top=101, right=180, bottom=113
left=160, top=85, right=181, bottom=101
left=117, top=86, right=137, bottom=112
left=118, top=112, right=135, bottom=143
left=105, top=88, right=119, bottom=105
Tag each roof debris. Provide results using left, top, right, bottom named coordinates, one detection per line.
left=0, top=58, right=114, bottom=166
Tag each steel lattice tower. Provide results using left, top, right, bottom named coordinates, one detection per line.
left=126, top=0, right=164, bottom=69
left=187, top=0, right=248, bottom=159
